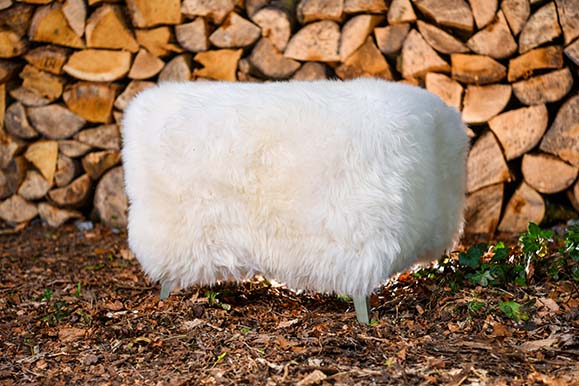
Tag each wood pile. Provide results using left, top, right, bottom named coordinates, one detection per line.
left=0, top=0, right=578, bottom=234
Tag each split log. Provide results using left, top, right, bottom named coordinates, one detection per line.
left=0, top=131, right=25, bottom=169
left=252, top=7, right=291, bottom=52
left=498, top=182, right=545, bottom=233
left=0, top=195, right=38, bottom=223
left=64, top=49, right=131, bottom=82
left=193, top=49, right=242, bottom=81
left=28, top=104, right=86, bottom=139
left=388, top=0, right=416, bottom=24
left=86, top=4, right=139, bottom=52
left=126, top=0, right=181, bottom=28
left=94, top=166, right=127, bottom=227
left=291, top=62, right=328, bottom=80
left=48, top=174, right=91, bottom=208
left=114, top=80, right=155, bottom=110
left=0, top=157, right=26, bottom=199
left=54, top=154, right=77, bottom=187
left=81, top=150, right=121, bottom=180
left=512, top=68, right=573, bottom=105
left=9, top=87, right=50, bottom=107
left=469, top=0, right=497, bottom=29
left=522, top=153, right=578, bottom=194
left=518, top=2, right=561, bottom=53
left=20, top=64, right=65, bottom=101
left=284, top=20, right=340, bottom=62
left=467, top=130, right=510, bottom=193
left=246, top=0, right=270, bottom=18
left=58, top=140, right=91, bottom=158
left=462, top=84, right=511, bottom=124
left=507, top=46, right=563, bottom=82
left=413, top=0, right=474, bottom=32
left=0, top=59, right=20, bottom=83
left=0, top=84, right=3, bottom=130
left=29, top=4, right=84, bottom=48
left=175, top=18, right=208, bottom=53
left=63, top=82, right=117, bottom=123
left=488, top=104, right=548, bottom=160
left=451, top=54, right=506, bottom=84
left=425, top=72, right=463, bottom=111
left=62, top=0, right=86, bottom=38
left=374, top=23, right=410, bottom=55
left=416, top=21, right=469, bottom=55
left=500, top=0, right=530, bottom=36
left=568, top=181, right=579, bottom=212
left=209, top=13, right=261, bottom=49
left=401, top=29, right=450, bottom=79
left=339, top=14, right=383, bottom=61
left=18, top=170, right=51, bottom=200
left=554, top=0, right=579, bottom=45
left=128, top=48, right=164, bottom=80
left=0, top=0, right=11, bottom=9
left=38, top=202, right=82, bottom=227
left=0, top=3, right=34, bottom=36
left=24, top=140, right=58, bottom=184
left=343, top=0, right=387, bottom=14
left=465, top=183, right=504, bottom=234
left=5, top=102, right=39, bottom=139
left=565, top=39, right=579, bottom=66
left=0, top=30, right=27, bottom=58
left=23, top=45, right=69, bottom=74
left=181, top=0, right=235, bottom=24
left=297, top=0, right=343, bottom=24
left=159, top=55, right=191, bottom=82
left=249, top=38, right=301, bottom=79
left=335, top=37, right=393, bottom=80
left=75, top=124, right=120, bottom=150
left=540, top=94, right=579, bottom=167
left=135, top=27, right=182, bottom=57
left=466, top=11, right=517, bottom=59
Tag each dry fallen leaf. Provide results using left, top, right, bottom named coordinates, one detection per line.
left=296, top=370, right=327, bottom=386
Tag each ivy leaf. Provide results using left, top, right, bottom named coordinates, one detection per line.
left=499, top=301, right=528, bottom=323
left=459, top=245, right=484, bottom=269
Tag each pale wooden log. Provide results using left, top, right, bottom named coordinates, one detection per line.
left=508, top=46, right=563, bottom=82
left=23, top=45, right=69, bottom=74
left=63, top=49, right=131, bottom=82
left=135, top=27, right=182, bottom=57
left=488, top=104, right=548, bottom=160
left=48, top=174, right=91, bottom=208
left=193, top=49, right=242, bottom=81
left=339, top=14, right=383, bottom=61
left=175, top=18, right=209, bottom=53
left=297, top=0, right=343, bottom=24
left=344, top=0, right=387, bottom=13
left=465, top=183, right=503, bottom=234
left=425, top=72, right=463, bottom=111
left=18, top=170, right=50, bottom=200
left=85, top=4, right=139, bottom=52
left=113, top=110, right=123, bottom=124
left=568, top=180, right=579, bottom=212
left=28, top=105, right=86, bottom=139
left=209, top=13, right=261, bottom=49
left=20, top=64, right=65, bottom=101
left=522, top=153, right=578, bottom=194
left=82, top=150, right=121, bottom=180
left=0, top=60, right=20, bottom=83
left=554, top=0, right=579, bottom=45
left=9, top=87, right=51, bottom=107
left=246, top=0, right=270, bottom=18
left=401, top=29, right=450, bottom=79
left=16, top=0, right=52, bottom=3
left=38, top=202, right=82, bottom=227
left=181, top=0, right=235, bottom=24
left=374, top=23, right=410, bottom=55
left=252, top=7, right=291, bottom=52
left=94, top=166, right=127, bottom=227
left=126, top=0, right=181, bottom=28
left=114, top=80, right=155, bottom=110
left=75, top=124, right=120, bottom=150
left=0, top=157, right=26, bottom=199
left=0, top=3, right=34, bottom=36
left=462, top=84, right=511, bottom=124
left=58, top=140, right=91, bottom=158
left=0, top=30, right=27, bottom=58
left=413, top=0, right=474, bottom=32
left=469, top=0, right=497, bottom=29
left=466, top=11, right=517, bottom=59
left=0, top=0, right=13, bottom=10
left=88, top=0, right=123, bottom=5
left=518, top=2, right=561, bottom=53
left=0, top=84, right=3, bottom=131
left=0, top=195, right=38, bottom=223
left=500, top=0, right=529, bottom=36
left=512, top=68, right=573, bottom=105
left=467, top=130, right=510, bottom=193
left=159, top=55, right=192, bottom=82
left=62, top=0, right=86, bottom=37
left=63, top=82, right=116, bottom=123
left=249, top=38, right=301, bottom=79
left=335, top=36, right=393, bottom=80
left=416, top=21, right=469, bottom=54
left=54, top=154, right=77, bottom=187
left=451, top=54, right=506, bottom=84
left=128, top=48, right=164, bottom=80
left=388, top=0, right=415, bottom=24
left=540, top=94, right=579, bottom=167
left=284, top=20, right=340, bottom=62
left=5, top=102, right=38, bottom=139
left=291, top=62, right=328, bottom=80
left=29, top=4, right=84, bottom=48
left=24, top=140, right=58, bottom=184
left=0, top=130, right=25, bottom=169
left=565, top=39, right=579, bottom=66
left=498, top=182, right=545, bottom=233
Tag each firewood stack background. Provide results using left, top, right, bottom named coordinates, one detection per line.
left=0, top=0, right=578, bottom=234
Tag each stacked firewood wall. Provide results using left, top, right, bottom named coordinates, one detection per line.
left=0, top=0, right=578, bottom=234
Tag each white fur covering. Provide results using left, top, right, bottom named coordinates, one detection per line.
left=122, top=78, right=469, bottom=298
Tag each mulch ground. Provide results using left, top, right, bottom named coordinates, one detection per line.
left=0, top=223, right=578, bottom=385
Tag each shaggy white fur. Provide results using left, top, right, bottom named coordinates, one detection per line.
left=122, top=78, right=469, bottom=300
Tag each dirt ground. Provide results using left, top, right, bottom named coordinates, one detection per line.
left=0, top=223, right=578, bottom=385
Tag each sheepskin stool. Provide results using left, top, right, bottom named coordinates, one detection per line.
left=121, top=78, right=469, bottom=324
